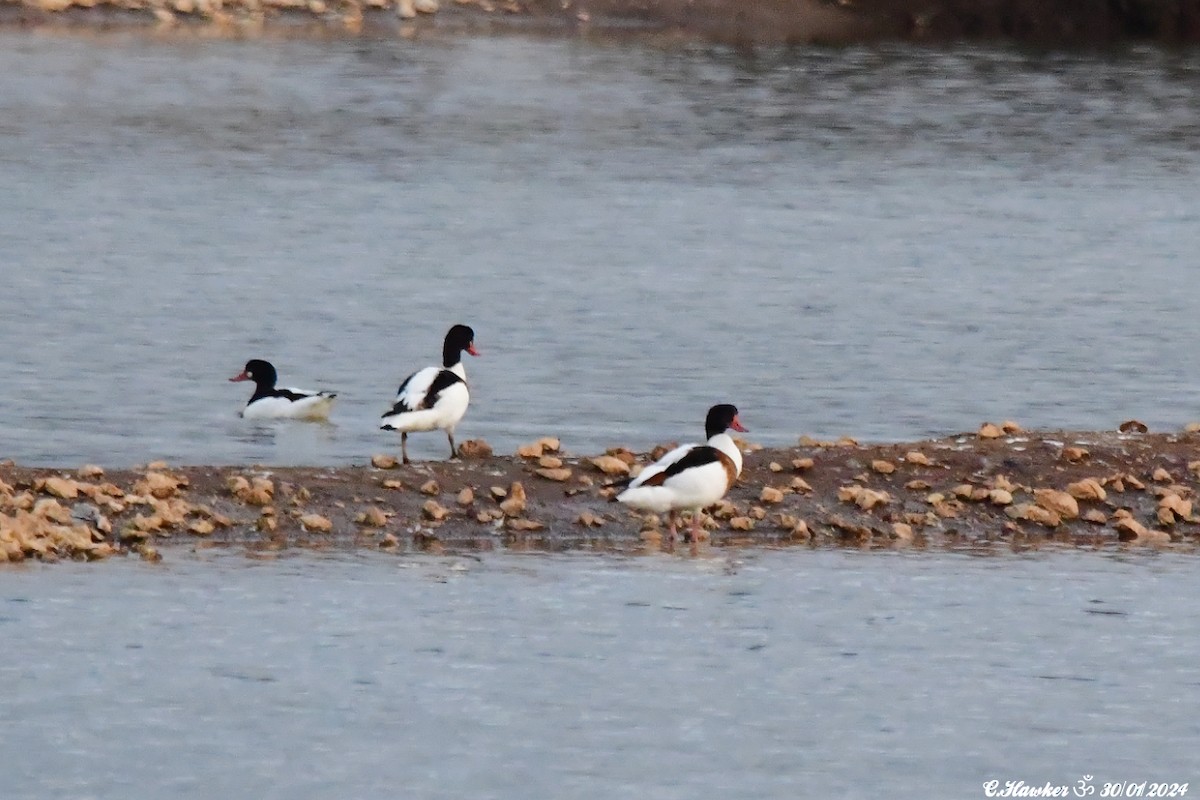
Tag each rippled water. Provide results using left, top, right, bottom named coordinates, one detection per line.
left=3, top=33, right=1200, bottom=468
left=2, top=547, right=1197, bottom=799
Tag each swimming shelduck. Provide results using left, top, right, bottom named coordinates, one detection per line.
left=229, top=359, right=337, bottom=421
left=380, top=324, right=479, bottom=463
left=617, top=403, right=747, bottom=543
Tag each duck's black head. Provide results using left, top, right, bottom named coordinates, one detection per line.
left=230, top=359, right=277, bottom=390
left=443, top=324, right=479, bottom=367
left=705, top=403, right=748, bottom=439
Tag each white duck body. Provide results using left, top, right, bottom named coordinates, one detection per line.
left=242, top=389, right=337, bottom=421
left=617, top=432, right=742, bottom=514
left=379, top=324, right=479, bottom=463
left=379, top=362, right=469, bottom=434
left=231, top=359, right=337, bottom=422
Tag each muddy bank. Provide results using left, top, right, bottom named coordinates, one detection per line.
left=3, top=0, right=1200, bottom=45
left=5, top=425, right=1200, bottom=564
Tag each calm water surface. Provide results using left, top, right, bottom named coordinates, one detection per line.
left=2, top=33, right=1200, bottom=466
left=2, top=547, right=1197, bottom=799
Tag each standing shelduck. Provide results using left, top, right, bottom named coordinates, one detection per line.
left=380, top=324, right=479, bottom=463
left=229, top=359, right=337, bottom=421
left=617, top=403, right=748, bottom=543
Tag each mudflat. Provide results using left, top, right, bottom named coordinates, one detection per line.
left=5, top=423, right=1200, bottom=564
left=3, top=0, right=1199, bottom=44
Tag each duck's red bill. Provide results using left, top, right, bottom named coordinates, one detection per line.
left=467, top=344, right=481, bottom=356
left=229, top=371, right=250, bottom=382
left=731, top=417, right=748, bottom=433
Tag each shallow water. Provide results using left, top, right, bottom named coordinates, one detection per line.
left=3, top=33, right=1200, bottom=466
left=2, top=547, right=1197, bottom=798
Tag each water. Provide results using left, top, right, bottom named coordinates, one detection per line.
left=1, top=547, right=1196, bottom=799
left=3, top=33, right=1200, bottom=469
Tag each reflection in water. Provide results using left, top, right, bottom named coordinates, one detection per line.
left=2, top=35, right=1200, bottom=469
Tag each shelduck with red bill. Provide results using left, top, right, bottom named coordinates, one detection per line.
left=229, top=359, right=337, bottom=421
left=380, top=324, right=479, bottom=464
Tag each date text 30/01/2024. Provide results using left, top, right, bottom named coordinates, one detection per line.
left=983, top=779, right=1189, bottom=798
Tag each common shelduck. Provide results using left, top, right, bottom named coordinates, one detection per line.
left=617, top=403, right=748, bottom=543
left=380, top=324, right=479, bottom=463
left=229, top=359, right=337, bottom=421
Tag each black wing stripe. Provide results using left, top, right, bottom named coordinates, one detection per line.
left=645, top=446, right=721, bottom=485
left=423, top=370, right=464, bottom=409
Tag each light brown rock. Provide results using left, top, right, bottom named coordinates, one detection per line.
left=589, top=456, right=630, bottom=476
left=977, top=422, right=1004, bottom=439
left=1064, top=479, right=1104, bottom=502
left=299, top=513, right=333, bottom=533
left=371, top=454, right=398, bottom=470
left=759, top=487, right=784, bottom=504
left=1034, top=489, right=1079, bottom=520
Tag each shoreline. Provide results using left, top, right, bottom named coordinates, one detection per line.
left=5, top=425, right=1200, bottom=564
left=3, top=0, right=1200, bottom=46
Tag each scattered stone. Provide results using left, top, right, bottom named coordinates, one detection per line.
left=299, top=513, right=333, bottom=533
left=1001, top=420, right=1023, bottom=433
left=135, top=471, right=184, bottom=499
left=1185, top=422, right=1200, bottom=434
left=1066, top=479, right=1106, bottom=502
left=371, top=454, right=398, bottom=470
left=499, top=482, right=527, bottom=516
left=508, top=517, right=544, bottom=532
left=589, top=456, right=629, bottom=476
left=490, top=486, right=507, bottom=500
left=1152, top=467, right=1173, bottom=482
left=356, top=506, right=389, bottom=527
left=188, top=519, right=215, bottom=536
left=1119, top=419, right=1149, bottom=433
left=977, top=422, right=1004, bottom=439
left=457, top=439, right=493, bottom=459
left=535, top=467, right=572, bottom=482
left=988, top=489, right=1013, bottom=506
left=516, top=442, right=544, bottom=459
left=1034, top=489, right=1079, bottom=520
left=904, top=451, right=932, bottom=466
left=379, top=533, right=400, bottom=548
left=792, top=457, right=814, bottom=471
left=790, top=477, right=812, bottom=493
left=1007, top=502, right=1061, bottom=528
left=1082, top=509, right=1108, bottom=525
left=421, top=501, right=449, bottom=522
left=905, top=479, right=931, bottom=491
left=576, top=511, right=605, bottom=528
left=759, top=486, right=784, bottom=504
left=456, top=487, right=474, bottom=506
left=419, top=480, right=440, bottom=496
left=891, top=522, right=914, bottom=541
left=78, top=465, right=105, bottom=479
left=537, top=437, right=561, bottom=453
left=1062, top=446, right=1090, bottom=462
left=40, top=477, right=79, bottom=500
left=382, top=479, right=404, bottom=490
left=1159, top=493, right=1192, bottom=520
left=837, top=485, right=889, bottom=510
left=538, top=455, right=563, bottom=469
left=729, top=516, right=754, bottom=531
left=871, top=460, right=896, bottom=475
